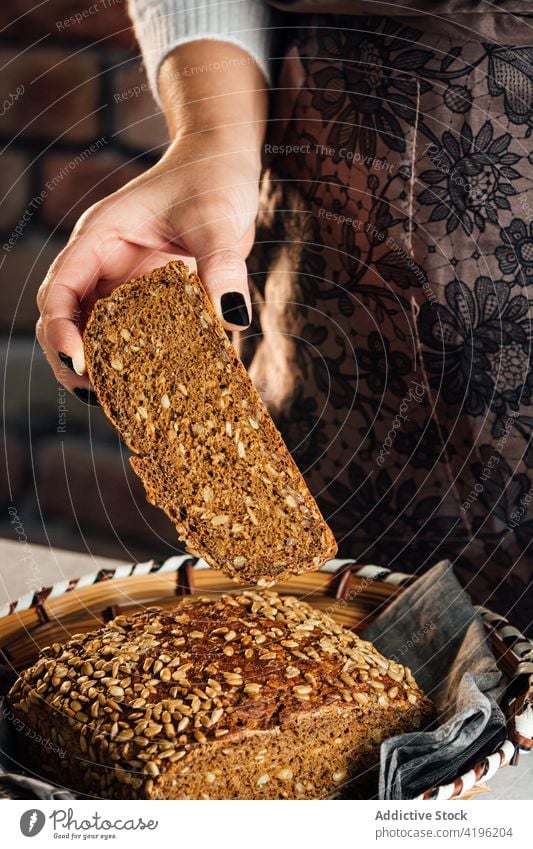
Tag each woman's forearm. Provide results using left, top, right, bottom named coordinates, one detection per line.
left=158, top=40, right=269, bottom=158
left=128, top=0, right=273, bottom=103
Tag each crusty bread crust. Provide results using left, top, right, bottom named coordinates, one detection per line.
left=83, top=261, right=337, bottom=583
left=7, top=591, right=433, bottom=799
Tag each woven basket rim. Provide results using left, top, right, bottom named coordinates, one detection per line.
left=0, top=556, right=413, bottom=619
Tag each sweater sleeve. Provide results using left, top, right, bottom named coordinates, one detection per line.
left=127, top=1, right=273, bottom=105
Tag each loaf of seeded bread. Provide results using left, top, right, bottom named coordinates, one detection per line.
left=83, top=261, right=337, bottom=583
left=7, top=591, right=433, bottom=799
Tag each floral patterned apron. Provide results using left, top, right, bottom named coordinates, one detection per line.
left=239, top=15, right=533, bottom=632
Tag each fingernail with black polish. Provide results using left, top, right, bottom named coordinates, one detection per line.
left=220, top=292, right=250, bottom=327
left=74, top=388, right=100, bottom=407
left=59, top=351, right=75, bottom=372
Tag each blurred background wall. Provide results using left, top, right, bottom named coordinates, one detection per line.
left=0, top=0, right=185, bottom=562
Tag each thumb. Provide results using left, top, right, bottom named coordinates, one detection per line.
left=183, top=219, right=252, bottom=331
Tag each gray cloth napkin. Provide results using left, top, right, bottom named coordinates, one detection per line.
left=363, top=559, right=507, bottom=799
left=0, top=560, right=506, bottom=800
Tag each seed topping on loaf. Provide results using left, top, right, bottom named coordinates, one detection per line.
left=9, top=591, right=429, bottom=796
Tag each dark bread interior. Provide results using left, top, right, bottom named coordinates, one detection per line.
left=83, top=261, right=337, bottom=582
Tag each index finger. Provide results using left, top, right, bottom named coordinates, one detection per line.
left=37, top=238, right=108, bottom=376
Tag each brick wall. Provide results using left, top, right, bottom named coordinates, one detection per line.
left=0, top=0, right=180, bottom=564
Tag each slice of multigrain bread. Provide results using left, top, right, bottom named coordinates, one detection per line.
left=83, top=261, right=337, bottom=583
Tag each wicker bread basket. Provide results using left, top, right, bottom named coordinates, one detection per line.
left=1, top=554, right=531, bottom=800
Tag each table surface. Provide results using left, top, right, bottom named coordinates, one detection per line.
left=0, top=537, right=531, bottom=800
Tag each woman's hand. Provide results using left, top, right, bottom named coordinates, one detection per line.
left=36, top=41, right=268, bottom=395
